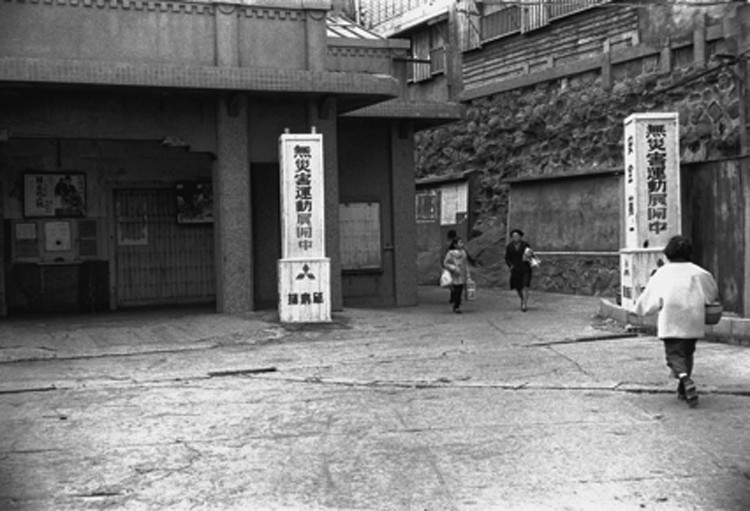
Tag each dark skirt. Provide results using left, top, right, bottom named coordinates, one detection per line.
left=510, top=265, right=532, bottom=291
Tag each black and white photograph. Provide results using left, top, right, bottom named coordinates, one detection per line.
left=1, top=0, right=749, bottom=509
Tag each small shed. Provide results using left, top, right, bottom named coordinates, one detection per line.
left=415, top=170, right=480, bottom=285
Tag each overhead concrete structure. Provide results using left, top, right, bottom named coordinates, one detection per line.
left=0, top=0, right=463, bottom=316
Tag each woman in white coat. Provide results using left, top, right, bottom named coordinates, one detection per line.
left=443, top=238, right=471, bottom=314
left=633, top=235, right=719, bottom=407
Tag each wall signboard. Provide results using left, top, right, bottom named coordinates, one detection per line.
left=24, top=173, right=86, bottom=218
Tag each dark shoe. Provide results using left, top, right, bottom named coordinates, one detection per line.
left=453, top=307, right=462, bottom=314
left=681, top=377, right=698, bottom=407
left=677, top=381, right=686, bottom=400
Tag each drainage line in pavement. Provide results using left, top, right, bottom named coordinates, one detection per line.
left=0, top=345, right=220, bottom=365
left=208, top=367, right=277, bottom=377
left=528, top=333, right=640, bottom=347
left=0, top=386, right=58, bottom=395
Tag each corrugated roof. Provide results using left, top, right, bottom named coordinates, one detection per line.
left=327, top=13, right=384, bottom=40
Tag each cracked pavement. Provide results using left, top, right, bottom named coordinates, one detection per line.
left=0, top=287, right=749, bottom=510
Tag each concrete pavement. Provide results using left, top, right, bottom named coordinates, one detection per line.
left=0, top=286, right=749, bottom=510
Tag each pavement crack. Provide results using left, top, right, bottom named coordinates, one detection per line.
left=208, top=367, right=277, bottom=377
left=0, top=386, right=59, bottom=395
left=76, top=491, right=126, bottom=498
left=545, top=346, right=592, bottom=377
left=252, top=375, right=750, bottom=398
left=528, top=333, right=640, bottom=347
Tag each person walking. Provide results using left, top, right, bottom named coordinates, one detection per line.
left=633, top=235, right=719, bottom=407
left=443, top=237, right=471, bottom=314
left=442, top=230, right=458, bottom=303
left=505, top=228, right=534, bottom=311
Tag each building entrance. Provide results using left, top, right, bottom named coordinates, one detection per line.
left=114, top=189, right=215, bottom=307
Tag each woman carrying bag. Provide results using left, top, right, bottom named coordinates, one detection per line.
left=443, top=237, right=471, bottom=314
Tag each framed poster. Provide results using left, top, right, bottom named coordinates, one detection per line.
left=176, top=182, right=213, bottom=224
left=44, top=221, right=72, bottom=252
left=24, top=173, right=86, bottom=217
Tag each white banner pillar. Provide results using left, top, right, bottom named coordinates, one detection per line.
left=620, top=113, right=681, bottom=309
left=278, top=130, right=331, bottom=322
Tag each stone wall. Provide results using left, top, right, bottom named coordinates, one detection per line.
left=533, top=254, right=620, bottom=298
left=416, top=59, right=739, bottom=209
left=415, top=44, right=741, bottom=296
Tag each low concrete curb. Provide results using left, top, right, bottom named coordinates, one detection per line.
left=599, top=299, right=750, bottom=347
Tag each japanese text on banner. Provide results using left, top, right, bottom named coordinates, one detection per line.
left=294, top=144, right=314, bottom=251
left=645, top=124, right=667, bottom=234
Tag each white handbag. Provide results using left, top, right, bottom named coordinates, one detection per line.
left=439, top=269, right=452, bottom=287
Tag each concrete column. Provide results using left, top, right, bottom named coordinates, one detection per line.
left=693, top=12, right=707, bottom=66
left=0, top=178, right=6, bottom=316
left=447, top=3, right=463, bottom=102
left=391, top=121, right=418, bottom=306
left=308, top=97, right=342, bottom=310
left=214, top=94, right=253, bottom=314
left=215, top=7, right=239, bottom=67
left=305, top=10, right=327, bottom=72
left=213, top=5, right=253, bottom=313
left=601, top=39, right=612, bottom=90
left=660, top=39, right=672, bottom=74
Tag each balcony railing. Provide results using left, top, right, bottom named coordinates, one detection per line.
left=549, top=0, right=610, bottom=20
left=481, top=6, right=521, bottom=42
left=550, top=0, right=608, bottom=21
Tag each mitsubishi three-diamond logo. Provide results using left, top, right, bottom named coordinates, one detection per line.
left=296, top=263, right=316, bottom=280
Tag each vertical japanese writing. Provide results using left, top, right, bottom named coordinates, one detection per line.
left=645, top=124, right=667, bottom=234
left=624, top=129, right=637, bottom=238
left=294, top=145, right=313, bottom=251
left=35, top=176, right=46, bottom=209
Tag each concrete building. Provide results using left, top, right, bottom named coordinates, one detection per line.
left=0, top=0, right=462, bottom=316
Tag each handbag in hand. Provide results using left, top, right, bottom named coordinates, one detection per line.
left=705, top=302, right=723, bottom=325
left=439, top=268, right=452, bottom=288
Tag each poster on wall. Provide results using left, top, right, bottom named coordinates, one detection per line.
left=24, top=173, right=86, bottom=218
left=176, top=182, right=213, bottom=224
left=44, top=221, right=72, bottom=252
left=440, top=182, right=468, bottom=226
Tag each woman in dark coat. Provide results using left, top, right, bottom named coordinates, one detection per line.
left=505, top=228, right=533, bottom=311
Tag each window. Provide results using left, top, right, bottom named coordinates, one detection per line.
left=415, top=191, right=438, bottom=223
left=409, top=23, right=447, bottom=82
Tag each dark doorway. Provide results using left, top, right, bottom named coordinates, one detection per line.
left=251, top=163, right=281, bottom=309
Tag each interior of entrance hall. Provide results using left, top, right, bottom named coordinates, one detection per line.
left=2, top=137, right=216, bottom=313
